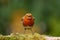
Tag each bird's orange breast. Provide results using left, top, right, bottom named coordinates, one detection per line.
left=23, top=17, right=34, bottom=27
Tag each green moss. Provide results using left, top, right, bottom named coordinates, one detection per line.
left=0, top=33, right=46, bottom=40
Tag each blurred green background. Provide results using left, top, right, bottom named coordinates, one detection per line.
left=0, top=0, right=60, bottom=36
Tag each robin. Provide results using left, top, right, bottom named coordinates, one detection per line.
left=21, top=13, right=35, bottom=34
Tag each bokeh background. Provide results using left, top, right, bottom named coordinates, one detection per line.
left=0, top=0, right=60, bottom=36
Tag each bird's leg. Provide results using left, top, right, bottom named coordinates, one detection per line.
left=24, top=26, right=34, bottom=34
left=30, top=28, right=34, bottom=34
left=24, top=27, right=27, bottom=34
left=24, top=27, right=29, bottom=34
left=27, top=26, right=34, bottom=34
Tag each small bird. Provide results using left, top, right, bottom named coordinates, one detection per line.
left=22, top=13, right=35, bottom=27
left=21, top=13, right=35, bottom=34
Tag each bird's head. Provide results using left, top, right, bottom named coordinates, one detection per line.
left=26, top=13, right=32, bottom=17
left=25, top=13, right=33, bottom=20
